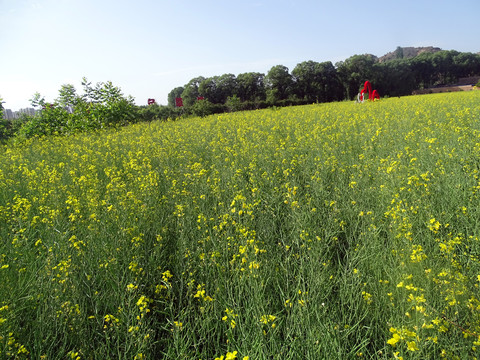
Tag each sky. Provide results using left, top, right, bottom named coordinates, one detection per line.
left=1, top=0, right=479, bottom=110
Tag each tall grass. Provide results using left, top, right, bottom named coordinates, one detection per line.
left=1, top=92, right=480, bottom=359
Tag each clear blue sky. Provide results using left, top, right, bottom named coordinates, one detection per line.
left=1, top=0, right=479, bottom=110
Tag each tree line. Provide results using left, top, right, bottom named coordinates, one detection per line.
left=2, top=49, right=479, bottom=142
left=167, top=49, right=480, bottom=113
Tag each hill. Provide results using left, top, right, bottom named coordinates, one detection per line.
left=378, top=46, right=442, bottom=62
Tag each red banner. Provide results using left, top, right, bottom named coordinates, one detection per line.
left=197, top=96, right=204, bottom=101
left=175, top=97, right=183, bottom=107
left=148, top=98, right=156, bottom=105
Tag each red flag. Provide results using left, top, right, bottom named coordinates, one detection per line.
left=148, top=98, right=156, bottom=105
left=197, top=96, right=204, bottom=101
left=175, top=97, right=183, bottom=107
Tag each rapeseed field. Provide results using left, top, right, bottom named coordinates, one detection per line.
left=1, top=91, right=480, bottom=359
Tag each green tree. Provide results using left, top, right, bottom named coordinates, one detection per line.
left=168, top=86, right=184, bottom=107
left=320, top=61, right=344, bottom=102
left=225, top=94, right=242, bottom=112
left=100, top=81, right=126, bottom=103
left=374, top=60, right=416, bottom=97
left=29, top=92, right=46, bottom=109
left=236, top=72, right=266, bottom=102
left=394, top=46, right=404, bottom=60
left=431, top=50, right=458, bottom=84
left=181, top=76, right=205, bottom=107
left=81, top=77, right=100, bottom=103
left=198, top=77, right=220, bottom=103
left=199, top=74, right=237, bottom=105
left=57, top=84, right=79, bottom=109
left=292, top=60, right=319, bottom=101
left=80, top=78, right=126, bottom=104
left=336, top=54, right=378, bottom=99
left=265, top=65, right=293, bottom=104
left=292, top=60, right=342, bottom=103
left=409, top=53, right=436, bottom=89
left=216, top=73, right=237, bottom=104
left=453, top=52, right=480, bottom=78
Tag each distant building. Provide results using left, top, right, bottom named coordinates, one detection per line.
left=4, top=109, right=14, bottom=120
left=2, top=108, right=38, bottom=120
left=18, top=108, right=36, bottom=116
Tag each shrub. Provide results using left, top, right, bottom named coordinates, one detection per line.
left=16, top=105, right=70, bottom=139
left=190, top=99, right=225, bottom=117
left=225, top=95, right=242, bottom=112
left=14, top=79, right=139, bottom=140
left=137, top=104, right=178, bottom=122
